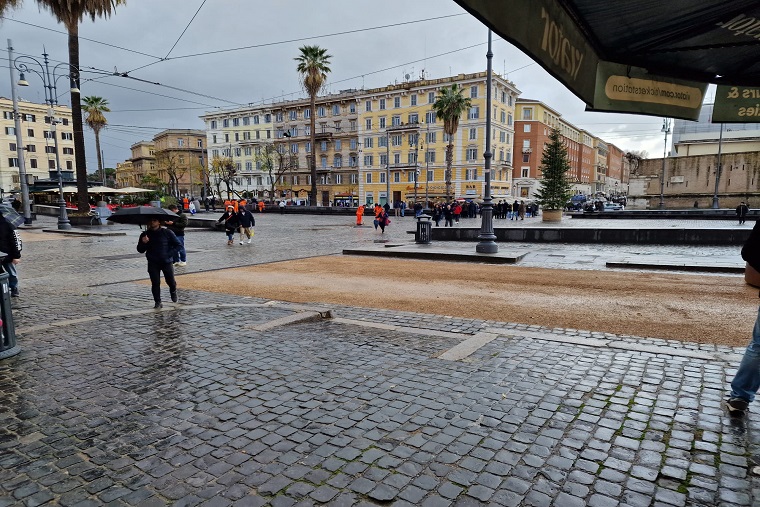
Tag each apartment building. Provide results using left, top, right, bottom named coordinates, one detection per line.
left=201, top=110, right=276, bottom=198
left=153, top=130, right=206, bottom=198
left=0, top=97, right=75, bottom=194
left=115, top=141, right=155, bottom=188
left=358, top=72, right=519, bottom=206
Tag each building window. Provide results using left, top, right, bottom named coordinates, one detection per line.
left=523, top=139, right=531, bottom=149
left=210, top=120, right=217, bottom=129
left=365, top=100, right=372, bottom=112
left=408, top=152, right=417, bottom=164
left=61, top=132, right=73, bottom=141
left=392, top=115, right=401, bottom=126
left=426, top=150, right=435, bottom=163
left=366, top=172, right=372, bottom=183
left=223, top=119, right=229, bottom=128
left=469, top=128, right=477, bottom=140
left=410, top=94, right=417, bottom=106
left=522, top=167, right=529, bottom=177
left=428, top=91, right=435, bottom=104
left=426, top=131, right=436, bottom=143
left=364, top=155, right=373, bottom=166
left=317, top=106, right=326, bottom=117
left=350, top=103, right=356, bottom=113
left=378, top=136, right=387, bottom=148
left=522, top=108, right=532, bottom=120
left=365, top=118, right=372, bottom=130
left=508, top=113, right=513, bottom=126
left=8, top=158, right=18, bottom=167
left=391, top=135, right=402, bottom=147
left=305, top=141, right=311, bottom=153
left=27, top=129, right=34, bottom=137
left=425, top=111, right=436, bottom=124
left=470, top=85, right=478, bottom=98
left=334, top=155, right=342, bottom=168
left=379, top=117, right=386, bottom=129
left=9, top=143, right=15, bottom=151
left=466, top=168, right=478, bottom=180
left=393, top=97, right=400, bottom=108
left=320, top=141, right=328, bottom=152
left=524, top=124, right=531, bottom=133
left=364, top=137, right=374, bottom=148
left=393, top=171, right=400, bottom=183
left=408, top=113, right=418, bottom=124
left=45, top=146, right=56, bottom=153
left=380, top=172, right=386, bottom=183
left=427, top=169, right=433, bottom=181
left=379, top=99, right=386, bottom=110
left=321, top=157, right=328, bottom=168
left=234, top=133, right=239, bottom=141
left=29, top=158, right=37, bottom=168
left=27, top=145, right=37, bottom=152
left=264, top=114, right=271, bottom=123
left=393, top=153, right=400, bottom=165
left=4, top=127, right=15, bottom=136
left=350, top=138, right=357, bottom=150
left=232, top=118, right=240, bottom=126
left=523, top=153, right=530, bottom=162
left=291, top=143, right=298, bottom=154
left=63, top=147, right=74, bottom=155
left=334, top=139, right=342, bottom=151
left=468, top=106, right=480, bottom=119
left=466, top=147, right=478, bottom=161
left=48, top=159, right=55, bottom=169
left=289, top=110, right=297, bottom=121
left=379, top=154, right=388, bottom=166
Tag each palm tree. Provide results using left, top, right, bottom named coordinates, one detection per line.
left=433, top=84, right=472, bottom=201
left=295, top=45, right=331, bottom=206
left=82, top=95, right=109, bottom=183
left=0, top=0, right=124, bottom=212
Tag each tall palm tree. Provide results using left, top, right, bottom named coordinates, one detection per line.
left=0, top=0, right=124, bottom=212
left=82, top=95, right=109, bottom=183
left=295, top=45, right=331, bottom=206
left=433, top=84, right=472, bottom=201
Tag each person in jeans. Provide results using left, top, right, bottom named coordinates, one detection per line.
left=137, top=218, right=180, bottom=309
left=237, top=205, right=255, bottom=244
left=0, top=217, right=21, bottom=297
left=165, top=204, right=188, bottom=267
left=217, top=205, right=240, bottom=246
left=728, top=219, right=760, bottom=416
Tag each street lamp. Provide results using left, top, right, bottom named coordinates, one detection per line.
left=659, top=118, right=671, bottom=210
left=6, top=39, right=33, bottom=226
left=712, top=123, right=724, bottom=209
left=476, top=29, right=497, bottom=254
left=14, top=46, right=78, bottom=229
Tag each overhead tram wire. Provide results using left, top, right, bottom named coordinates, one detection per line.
left=164, top=0, right=207, bottom=59
left=123, top=12, right=466, bottom=74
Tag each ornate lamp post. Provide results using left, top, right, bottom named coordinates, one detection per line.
left=15, top=47, right=79, bottom=229
left=476, top=29, right=497, bottom=253
left=659, top=118, right=671, bottom=209
left=6, top=39, right=33, bottom=226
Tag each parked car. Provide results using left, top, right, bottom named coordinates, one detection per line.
left=603, top=202, right=624, bottom=211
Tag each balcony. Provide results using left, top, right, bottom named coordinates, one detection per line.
left=521, top=148, right=532, bottom=154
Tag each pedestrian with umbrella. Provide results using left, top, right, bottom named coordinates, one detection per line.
left=110, top=206, right=181, bottom=309
left=0, top=205, right=24, bottom=297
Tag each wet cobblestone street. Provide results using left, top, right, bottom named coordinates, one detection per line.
left=0, top=214, right=757, bottom=506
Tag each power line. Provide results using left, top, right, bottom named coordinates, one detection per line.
left=1, top=17, right=163, bottom=60
left=164, top=0, right=206, bottom=60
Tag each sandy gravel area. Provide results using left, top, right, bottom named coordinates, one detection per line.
left=177, top=255, right=757, bottom=347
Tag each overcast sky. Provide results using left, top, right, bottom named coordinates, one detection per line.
left=1, top=0, right=713, bottom=172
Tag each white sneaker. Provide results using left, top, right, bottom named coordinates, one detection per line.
left=177, top=261, right=187, bottom=266
left=172, top=262, right=180, bottom=266
left=239, top=241, right=244, bottom=245
left=247, top=239, right=252, bottom=244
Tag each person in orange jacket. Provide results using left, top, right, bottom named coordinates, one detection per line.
left=356, top=205, right=364, bottom=226
left=257, top=201, right=265, bottom=213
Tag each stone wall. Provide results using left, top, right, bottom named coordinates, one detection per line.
left=630, top=151, right=760, bottom=208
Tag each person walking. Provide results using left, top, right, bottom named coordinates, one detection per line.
left=165, top=204, right=188, bottom=267
left=0, top=217, right=22, bottom=297
left=443, top=204, right=454, bottom=227
left=519, top=200, right=526, bottom=220
left=238, top=205, right=255, bottom=244
left=453, top=202, right=462, bottom=224
left=377, top=207, right=389, bottom=233
left=258, top=200, right=265, bottom=213
left=137, top=218, right=180, bottom=309
left=279, top=200, right=286, bottom=214
left=217, top=205, right=240, bottom=246
left=737, top=201, right=750, bottom=225
left=210, top=195, right=216, bottom=211
left=727, top=219, right=760, bottom=416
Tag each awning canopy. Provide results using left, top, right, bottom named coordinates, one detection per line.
left=454, top=0, right=760, bottom=120
left=116, top=186, right=154, bottom=194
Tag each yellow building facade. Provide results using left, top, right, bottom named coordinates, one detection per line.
left=357, top=72, right=519, bottom=206
left=0, top=97, right=75, bottom=194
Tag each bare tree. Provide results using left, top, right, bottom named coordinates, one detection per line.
left=155, top=151, right=186, bottom=198
left=210, top=155, right=237, bottom=199
left=255, top=144, right=299, bottom=203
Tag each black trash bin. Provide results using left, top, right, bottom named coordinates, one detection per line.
left=415, top=214, right=432, bottom=244
left=0, top=252, right=18, bottom=359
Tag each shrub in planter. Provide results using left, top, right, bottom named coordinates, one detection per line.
left=534, top=128, right=573, bottom=222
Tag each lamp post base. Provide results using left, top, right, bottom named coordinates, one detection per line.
left=57, top=199, right=71, bottom=230
left=711, top=197, right=720, bottom=209
left=476, top=205, right=498, bottom=254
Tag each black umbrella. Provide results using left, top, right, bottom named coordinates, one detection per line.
left=108, top=206, right=179, bottom=225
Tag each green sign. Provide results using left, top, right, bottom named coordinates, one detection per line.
left=589, top=62, right=706, bottom=120
left=459, top=0, right=599, bottom=105
left=713, top=85, right=760, bottom=123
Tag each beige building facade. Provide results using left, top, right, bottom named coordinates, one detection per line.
left=0, top=97, right=75, bottom=194
left=153, top=129, right=206, bottom=198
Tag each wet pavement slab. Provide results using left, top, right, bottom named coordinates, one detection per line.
left=1, top=214, right=758, bottom=506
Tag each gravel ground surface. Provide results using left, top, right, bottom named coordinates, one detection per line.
left=176, top=256, right=756, bottom=347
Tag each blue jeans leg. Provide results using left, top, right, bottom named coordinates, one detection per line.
left=175, top=236, right=186, bottom=262
left=730, top=306, right=760, bottom=402
left=2, top=260, right=17, bottom=290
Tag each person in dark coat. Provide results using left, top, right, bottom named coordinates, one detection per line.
left=737, top=201, right=750, bottom=225
left=217, top=205, right=240, bottom=245
left=0, top=218, right=21, bottom=297
left=165, top=204, right=188, bottom=266
left=443, top=204, right=454, bottom=227
left=137, top=219, right=181, bottom=309
left=237, top=206, right=255, bottom=244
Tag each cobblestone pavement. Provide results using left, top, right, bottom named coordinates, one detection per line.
left=1, top=214, right=758, bottom=506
